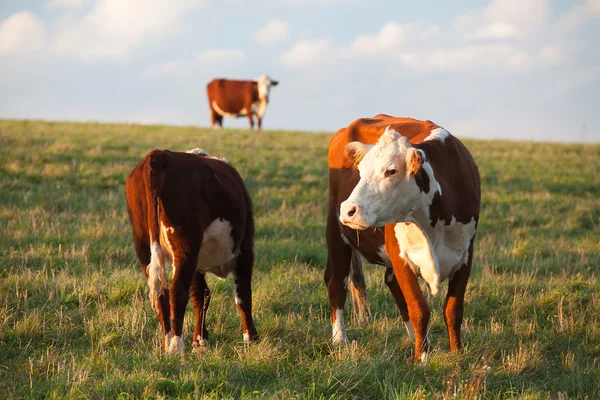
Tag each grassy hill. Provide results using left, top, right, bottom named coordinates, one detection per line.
left=0, top=119, right=599, bottom=399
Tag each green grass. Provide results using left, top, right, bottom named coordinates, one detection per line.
left=0, top=119, right=599, bottom=399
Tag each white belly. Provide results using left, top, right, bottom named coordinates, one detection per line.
left=159, top=219, right=237, bottom=279
left=394, top=217, right=477, bottom=295
left=197, top=219, right=237, bottom=279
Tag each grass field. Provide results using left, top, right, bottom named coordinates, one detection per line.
left=1, top=119, right=599, bottom=399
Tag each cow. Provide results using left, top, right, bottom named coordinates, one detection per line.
left=125, top=148, right=258, bottom=353
left=206, top=74, right=278, bottom=130
left=325, top=114, right=480, bottom=363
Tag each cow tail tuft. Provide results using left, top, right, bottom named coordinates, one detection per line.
left=145, top=150, right=167, bottom=313
left=349, top=250, right=370, bottom=324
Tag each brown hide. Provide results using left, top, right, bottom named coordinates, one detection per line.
left=126, top=149, right=257, bottom=351
left=325, top=114, right=480, bottom=363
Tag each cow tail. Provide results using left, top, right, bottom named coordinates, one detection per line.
left=349, top=249, right=370, bottom=324
left=145, top=150, right=167, bottom=314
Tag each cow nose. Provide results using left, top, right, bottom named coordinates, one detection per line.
left=347, top=206, right=357, bottom=218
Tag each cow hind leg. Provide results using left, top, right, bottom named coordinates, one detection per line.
left=444, top=240, right=474, bottom=352
left=247, top=114, right=255, bottom=130
left=233, top=238, right=258, bottom=342
left=167, top=251, right=197, bottom=354
left=146, top=242, right=172, bottom=349
left=190, top=271, right=210, bottom=349
left=384, top=267, right=413, bottom=339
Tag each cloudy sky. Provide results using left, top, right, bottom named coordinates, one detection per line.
left=1, top=0, right=599, bottom=142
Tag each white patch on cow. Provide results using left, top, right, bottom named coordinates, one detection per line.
left=167, top=335, right=184, bottom=354
left=164, top=331, right=173, bottom=349
left=394, top=217, right=477, bottom=296
left=255, top=73, right=277, bottom=100
left=159, top=222, right=175, bottom=272
left=420, top=351, right=429, bottom=364
left=235, top=294, right=242, bottom=305
left=404, top=321, right=415, bottom=339
left=332, top=308, right=348, bottom=344
left=394, top=222, right=440, bottom=296
left=343, top=276, right=349, bottom=290
left=424, top=127, right=450, bottom=143
left=197, top=218, right=237, bottom=279
left=243, top=332, right=251, bottom=342
left=186, top=148, right=208, bottom=156
left=147, top=241, right=167, bottom=314
left=212, top=100, right=248, bottom=118
left=340, top=128, right=426, bottom=229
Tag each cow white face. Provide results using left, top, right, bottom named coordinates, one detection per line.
left=255, top=74, right=279, bottom=100
left=340, top=127, right=425, bottom=230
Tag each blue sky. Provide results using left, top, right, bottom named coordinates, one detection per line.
left=1, top=0, right=599, bottom=142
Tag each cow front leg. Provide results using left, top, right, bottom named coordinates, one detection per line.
left=247, top=113, right=255, bottom=130
left=233, top=240, right=258, bottom=342
left=325, top=209, right=352, bottom=344
left=384, top=267, right=413, bottom=339
left=257, top=116, right=262, bottom=130
left=444, top=240, right=473, bottom=352
left=190, top=271, right=211, bottom=349
left=168, top=255, right=195, bottom=354
left=385, top=225, right=430, bottom=363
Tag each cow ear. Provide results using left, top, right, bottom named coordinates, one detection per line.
left=406, top=148, right=423, bottom=176
left=345, top=141, right=373, bottom=168
left=271, top=80, right=279, bottom=86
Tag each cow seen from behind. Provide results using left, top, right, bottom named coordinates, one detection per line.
left=126, top=148, right=258, bottom=353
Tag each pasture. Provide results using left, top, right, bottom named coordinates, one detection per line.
left=0, top=119, right=599, bottom=399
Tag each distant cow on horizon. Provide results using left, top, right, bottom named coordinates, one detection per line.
left=206, top=74, right=279, bottom=130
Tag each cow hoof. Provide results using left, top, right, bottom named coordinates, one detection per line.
left=192, top=338, right=208, bottom=354
left=243, top=332, right=259, bottom=343
left=166, top=335, right=184, bottom=354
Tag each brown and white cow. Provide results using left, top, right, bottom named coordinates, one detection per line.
left=325, top=115, right=480, bottom=363
left=206, top=74, right=278, bottom=130
left=125, top=148, right=258, bottom=353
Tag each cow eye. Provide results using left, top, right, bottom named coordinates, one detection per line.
left=385, top=169, right=397, bottom=177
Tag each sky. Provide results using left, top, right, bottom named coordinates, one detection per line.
left=1, top=0, right=599, bottom=142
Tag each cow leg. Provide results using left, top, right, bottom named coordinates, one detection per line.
left=257, top=116, right=262, bottom=130
left=385, top=226, right=430, bottom=363
left=444, top=239, right=474, bottom=352
left=325, top=208, right=352, bottom=344
left=167, top=252, right=196, bottom=354
left=190, top=270, right=210, bottom=349
left=136, top=237, right=171, bottom=349
left=384, top=267, right=413, bottom=339
left=247, top=113, right=255, bottom=130
left=233, top=239, right=258, bottom=342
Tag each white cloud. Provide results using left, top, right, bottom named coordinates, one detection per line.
left=471, top=22, right=522, bottom=39
left=253, top=19, right=290, bottom=45
left=46, top=0, right=90, bottom=8
left=559, top=0, right=600, bottom=29
left=281, top=39, right=331, bottom=68
left=398, top=44, right=531, bottom=70
left=0, top=12, right=47, bottom=56
left=341, top=22, right=408, bottom=58
left=145, top=59, right=185, bottom=76
left=52, top=0, right=201, bottom=61
left=196, top=49, right=244, bottom=61
left=455, top=0, right=550, bottom=40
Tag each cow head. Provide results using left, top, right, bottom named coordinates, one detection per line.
left=340, top=127, right=425, bottom=230
left=254, top=74, right=279, bottom=101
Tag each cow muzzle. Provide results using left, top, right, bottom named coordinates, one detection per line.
left=339, top=201, right=371, bottom=230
